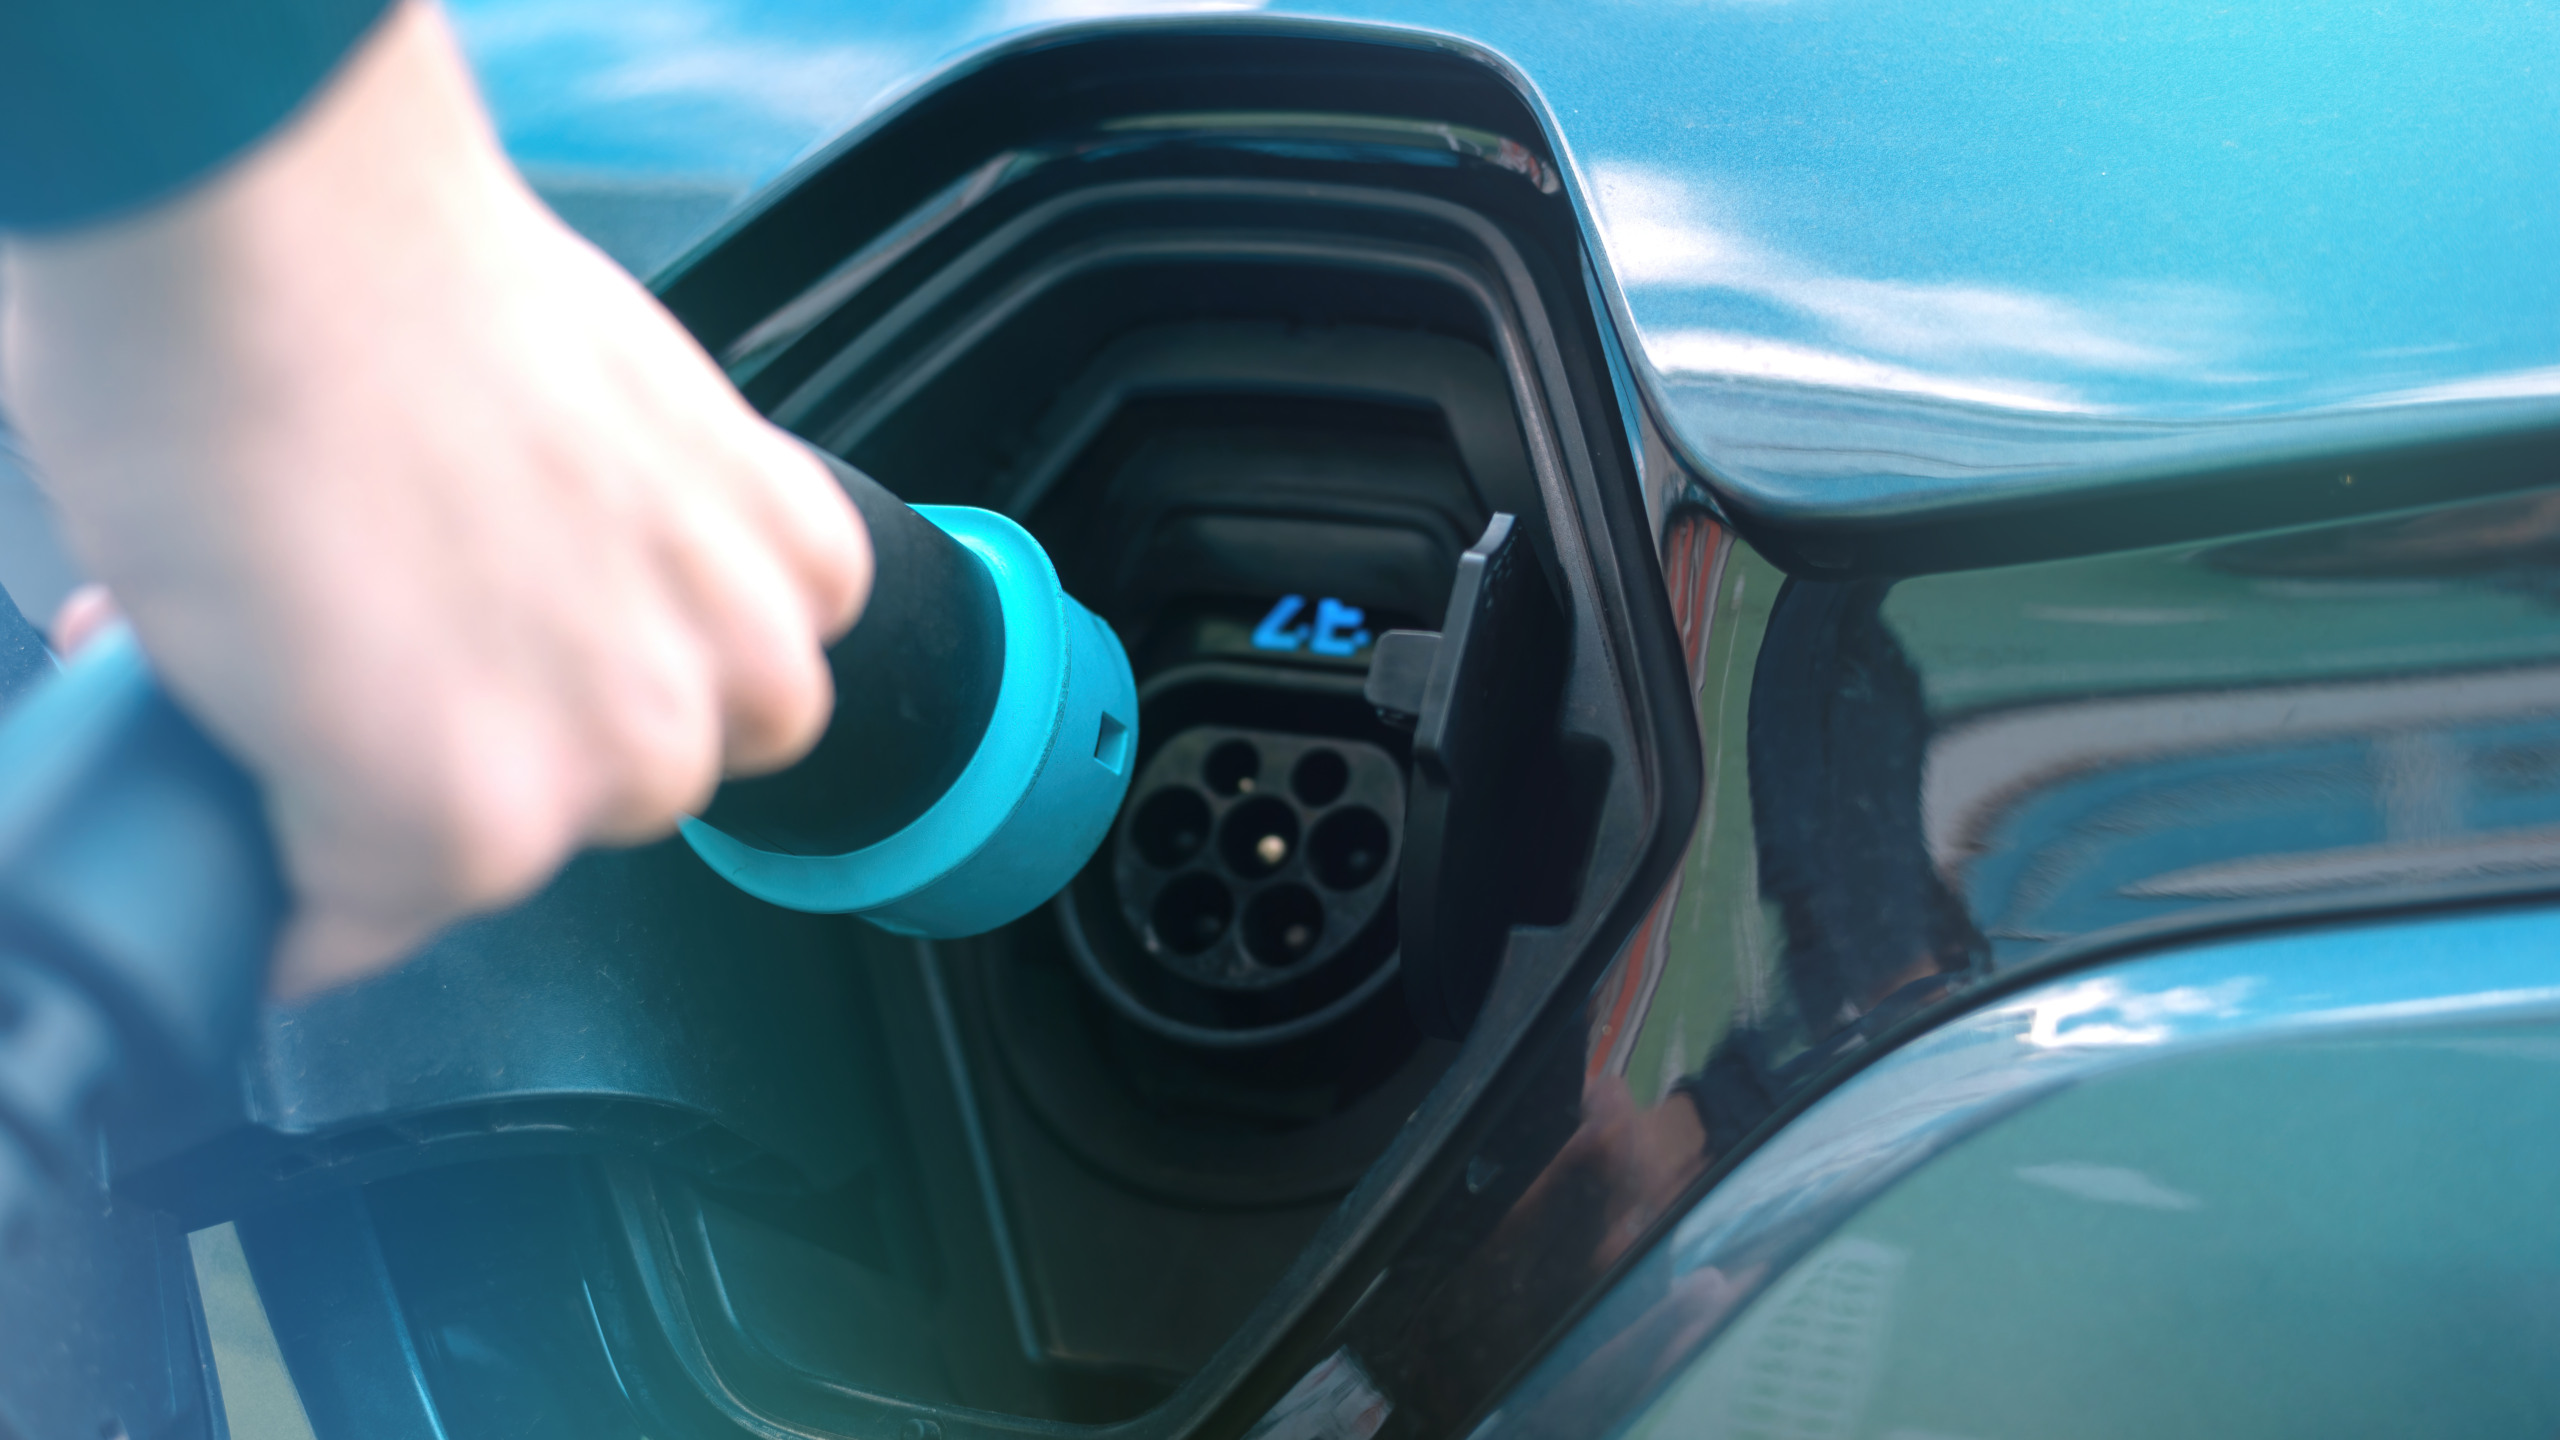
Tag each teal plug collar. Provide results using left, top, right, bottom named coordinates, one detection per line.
left=680, top=506, right=1137, bottom=936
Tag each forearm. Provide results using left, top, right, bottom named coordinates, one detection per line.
left=1, top=0, right=869, bottom=994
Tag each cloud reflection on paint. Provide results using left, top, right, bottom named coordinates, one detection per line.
left=578, top=39, right=903, bottom=132
left=452, top=0, right=915, bottom=176
left=2014, top=1162, right=2202, bottom=1211
left=2010, top=976, right=2258, bottom=1049
left=1640, top=331, right=2087, bottom=413
left=2352, top=365, right=2560, bottom=409
left=1592, top=162, right=2255, bottom=414
left=993, top=0, right=1267, bottom=25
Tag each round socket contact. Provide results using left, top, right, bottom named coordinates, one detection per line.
left=1291, top=748, right=1350, bottom=806
left=1220, top=797, right=1300, bottom=879
left=1310, top=807, right=1392, bottom=891
left=1102, top=723, right=1405, bottom=1005
left=1204, top=739, right=1261, bottom=796
left=1242, top=884, right=1325, bottom=968
left=1131, top=789, right=1211, bottom=868
left=1149, top=872, right=1234, bottom=955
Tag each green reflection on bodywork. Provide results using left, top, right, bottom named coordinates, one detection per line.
left=1622, top=539, right=1790, bottom=1109
left=1887, top=518, right=2560, bottom=722
left=1627, top=1024, right=2560, bottom=1439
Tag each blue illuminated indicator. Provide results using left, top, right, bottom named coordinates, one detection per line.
left=1310, top=599, right=1373, bottom=656
left=1252, top=595, right=1372, bottom=657
left=1252, top=594, right=1310, bottom=649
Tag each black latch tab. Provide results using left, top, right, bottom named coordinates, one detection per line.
left=1394, top=513, right=1569, bottom=1038
left=1362, top=630, right=1441, bottom=728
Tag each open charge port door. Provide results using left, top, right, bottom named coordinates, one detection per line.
left=147, top=28, right=1702, bottom=1440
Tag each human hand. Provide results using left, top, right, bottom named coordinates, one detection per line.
left=0, top=0, right=870, bottom=996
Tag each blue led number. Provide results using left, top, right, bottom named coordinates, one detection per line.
left=1252, top=595, right=1372, bottom=656
left=1252, top=594, right=1311, bottom=650
left=1310, top=598, right=1372, bottom=656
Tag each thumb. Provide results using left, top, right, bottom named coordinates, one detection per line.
left=48, top=582, right=122, bottom=657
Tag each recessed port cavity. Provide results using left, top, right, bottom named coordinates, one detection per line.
left=1221, top=798, right=1300, bottom=879
left=1133, top=789, right=1211, bottom=868
left=1242, top=884, right=1326, bottom=967
left=1109, top=724, right=1402, bottom=990
left=1205, top=739, right=1260, bottom=796
left=1310, top=807, right=1391, bottom=890
left=681, top=505, right=1138, bottom=936
left=1151, top=873, right=1235, bottom=955
left=1291, top=749, right=1350, bottom=806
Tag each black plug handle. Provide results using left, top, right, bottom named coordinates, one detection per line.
left=0, top=448, right=1000, bottom=1237
left=0, top=631, right=284, bottom=1235
left=0, top=446, right=1004, bottom=1245
left=696, top=450, right=1005, bottom=855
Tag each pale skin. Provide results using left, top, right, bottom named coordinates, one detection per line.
left=0, top=0, right=873, bottom=996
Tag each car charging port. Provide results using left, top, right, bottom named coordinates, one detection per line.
left=1055, top=671, right=1416, bottom=1051
left=1110, top=725, right=1401, bottom=994
left=297, top=40, right=1701, bottom=1436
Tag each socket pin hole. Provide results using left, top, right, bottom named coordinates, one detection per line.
left=1132, top=789, right=1211, bottom=868
left=1311, top=807, right=1392, bottom=890
left=1220, top=797, right=1299, bottom=879
left=1205, top=739, right=1261, bottom=796
left=1150, top=873, right=1233, bottom=955
left=1243, top=884, right=1326, bottom=967
left=1291, top=749, right=1350, bottom=806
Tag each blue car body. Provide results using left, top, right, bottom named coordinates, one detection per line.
left=449, top=9, right=2560, bottom=1430
left=8, top=7, right=2559, bottom=1440
left=456, top=0, right=2560, bottom=524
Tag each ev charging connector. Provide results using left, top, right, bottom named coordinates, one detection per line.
left=679, top=461, right=1137, bottom=935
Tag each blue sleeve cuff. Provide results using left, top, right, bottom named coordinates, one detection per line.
left=0, top=0, right=397, bottom=232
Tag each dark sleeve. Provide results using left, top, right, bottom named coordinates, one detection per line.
left=0, top=0, right=397, bottom=232
left=0, top=585, right=51, bottom=710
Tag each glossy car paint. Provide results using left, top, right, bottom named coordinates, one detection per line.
left=1313, top=476, right=2560, bottom=1436
left=1413, top=476, right=2560, bottom=1414
left=451, top=0, right=2560, bottom=554
left=1476, top=902, right=2560, bottom=1440
left=107, top=8, right=2560, bottom=1440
